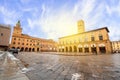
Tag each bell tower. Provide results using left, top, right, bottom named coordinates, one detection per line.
left=13, top=20, right=22, bottom=35
left=77, top=20, right=85, bottom=33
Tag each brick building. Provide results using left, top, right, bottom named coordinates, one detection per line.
left=0, top=24, right=11, bottom=51
left=10, top=21, right=57, bottom=52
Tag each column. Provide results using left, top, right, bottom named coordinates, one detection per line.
left=96, top=46, right=100, bottom=54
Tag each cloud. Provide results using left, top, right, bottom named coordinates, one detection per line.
left=106, top=0, right=120, bottom=16
left=108, top=22, right=120, bottom=41
left=20, top=0, right=31, bottom=4
left=27, top=18, right=37, bottom=29
left=0, top=5, right=21, bottom=25
left=0, top=0, right=120, bottom=41
left=38, top=0, right=105, bottom=40
left=41, top=4, right=46, bottom=17
left=38, top=0, right=120, bottom=41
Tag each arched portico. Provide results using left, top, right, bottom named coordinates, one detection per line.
left=12, top=47, right=15, bottom=49
left=25, top=47, right=28, bottom=52
left=74, top=46, right=77, bottom=52
left=78, top=45, right=83, bottom=52
left=69, top=46, right=72, bottom=52
left=32, top=48, right=35, bottom=51
left=84, top=44, right=89, bottom=53
left=91, top=44, right=97, bottom=54
left=21, top=47, right=24, bottom=51
left=37, top=48, right=39, bottom=52
left=99, top=43, right=106, bottom=53
left=65, top=47, right=68, bottom=52
left=29, top=48, right=31, bottom=52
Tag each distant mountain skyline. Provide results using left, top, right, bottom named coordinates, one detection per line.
left=0, top=0, right=120, bottom=41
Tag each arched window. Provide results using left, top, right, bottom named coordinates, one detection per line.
left=14, top=38, right=16, bottom=40
left=13, top=42, right=15, bottom=44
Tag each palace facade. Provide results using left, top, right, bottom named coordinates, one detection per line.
left=58, top=20, right=112, bottom=54
left=10, top=21, right=57, bottom=52
left=112, top=41, right=120, bottom=53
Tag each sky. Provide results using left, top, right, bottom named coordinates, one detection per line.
left=0, top=0, right=120, bottom=41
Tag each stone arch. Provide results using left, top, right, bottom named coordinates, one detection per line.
left=98, top=43, right=105, bottom=47
left=37, top=48, right=39, bottom=52
left=62, top=48, right=64, bottom=52
left=32, top=48, right=35, bottom=52
left=84, top=44, right=89, bottom=53
left=29, top=48, right=31, bottom=52
left=78, top=44, right=83, bottom=52
left=99, top=43, right=106, bottom=53
left=59, top=46, right=62, bottom=52
left=65, top=47, right=68, bottom=52
left=21, top=47, right=24, bottom=51
left=69, top=46, right=72, bottom=52
left=17, top=47, right=20, bottom=49
left=91, top=44, right=97, bottom=54
left=12, top=47, right=15, bottom=49
left=25, top=47, right=28, bottom=52
left=74, top=46, right=77, bottom=52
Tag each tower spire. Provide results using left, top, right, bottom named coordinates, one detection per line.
left=16, top=20, right=21, bottom=27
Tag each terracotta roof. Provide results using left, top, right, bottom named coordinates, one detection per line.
left=86, top=27, right=109, bottom=33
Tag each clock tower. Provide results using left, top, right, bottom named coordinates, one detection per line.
left=13, top=20, right=22, bottom=35
left=77, top=20, right=85, bottom=33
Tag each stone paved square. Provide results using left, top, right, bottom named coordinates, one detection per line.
left=17, top=52, right=120, bottom=80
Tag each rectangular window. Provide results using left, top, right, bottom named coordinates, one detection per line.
left=91, top=37, right=95, bottom=41
left=99, top=35, right=103, bottom=40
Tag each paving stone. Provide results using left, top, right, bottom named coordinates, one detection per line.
left=16, top=52, right=120, bottom=80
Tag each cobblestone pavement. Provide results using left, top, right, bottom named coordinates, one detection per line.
left=18, top=52, right=120, bottom=80
left=0, top=52, right=29, bottom=80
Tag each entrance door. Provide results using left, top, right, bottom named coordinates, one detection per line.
left=32, top=48, right=35, bottom=51
left=25, top=48, right=28, bottom=51
left=21, top=47, right=24, bottom=51
left=62, top=49, right=64, bottom=52
left=84, top=48, right=89, bottom=53
left=29, top=48, right=31, bottom=52
left=79, top=48, right=82, bottom=52
left=74, top=46, right=77, bottom=52
left=99, top=47, right=106, bottom=53
left=66, top=47, right=68, bottom=52
left=91, top=47, right=97, bottom=54
left=37, top=48, right=39, bottom=52
left=69, top=46, right=72, bottom=52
